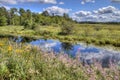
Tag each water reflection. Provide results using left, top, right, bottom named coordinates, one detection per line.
left=14, top=36, right=36, bottom=43
left=29, top=39, right=120, bottom=67
left=61, top=42, right=73, bottom=51
left=61, top=42, right=73, bottom=56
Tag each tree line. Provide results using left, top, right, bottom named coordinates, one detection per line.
left=79, top=21, right=120, bottom=24
left=0, top=6, right=73, bottom=29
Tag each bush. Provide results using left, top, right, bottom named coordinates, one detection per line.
left=60, top=21, right=75, bottom=35
left=32, top=23, right=40, bottom=30
left=23, top=20, right=32, bottom=29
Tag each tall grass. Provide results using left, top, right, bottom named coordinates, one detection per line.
left=0, top=24, right=120, bottom=47
left=0, top=38, right=120, bottom=80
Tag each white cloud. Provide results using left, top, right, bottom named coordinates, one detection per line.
left=94, top=6, right=117, bottom=14
left=0, top=3, right=10, bottom=9
left=0, top=0, right=57, bottom=4
left=59, top=2, right=64, bottom=5
left=81, top=1, right=85, bottom=4
left=0, top=0, right=17, bottom=4
left=111, top=0, right=120, bottom=2
left=81, top=0, right=95, bottom=4
left=44, top=6, right=71, bottom=16
left=72, top=6, right=120, bottom=22
left=0, top=0, right=57, bottom=10
left=39, top=0, right=57, bottom=4
left=74, top=11, right=91, bottom=17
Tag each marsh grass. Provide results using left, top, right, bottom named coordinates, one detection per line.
left=0, top=24, right=120, bottom=48
left=0, top=38, right=120, bottom=80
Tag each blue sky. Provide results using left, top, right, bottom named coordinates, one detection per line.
left=0, top=0, right=120, bottom=22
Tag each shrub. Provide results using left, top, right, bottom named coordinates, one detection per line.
left=60, top=21, right=75, bottom=35
left=105, top=39, right=110, bottom=44
left=86, top=38, right=92, bottom=44
left=32, top=23, right=40, bottom=30
left=99, top=40, right=106, bottom=45
left=23, top=20, right=32, bottom=29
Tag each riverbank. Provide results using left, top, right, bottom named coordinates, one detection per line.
left=0, top=24, right=120, bottom=48
left=0, top=38, right=120, bottom=80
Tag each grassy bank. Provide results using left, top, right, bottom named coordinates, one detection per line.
left=0, top=38, right=120, bottom=80
left=0, top=24, right=120, bottom=48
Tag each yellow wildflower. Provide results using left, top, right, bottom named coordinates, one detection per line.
left=0, top=43, right=4, bottom=46
left=25, top=45, right=31, bottom=52
left=15, top=49, right=23, bottom=53
left=8, top=46, right=12, bottom=51
left=25, top=45, right=31, bottom=49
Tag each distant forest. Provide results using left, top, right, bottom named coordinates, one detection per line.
left=0, top=6, right=120, bottom=28
left=0, top=6, right=73, bottom=28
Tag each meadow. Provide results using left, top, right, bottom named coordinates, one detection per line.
left=0, top=5, right=120, bottom=80
left=0, top=38, right=120, bottom=80
left=0, top=24, right=120, bottom=48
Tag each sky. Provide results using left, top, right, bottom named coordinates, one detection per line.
left=0, top=0, right=120, bottom=22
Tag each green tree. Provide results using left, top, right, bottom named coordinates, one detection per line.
left=60, top=21, right=75, bottom=35
left=42, top=10, right=49, bottom=16
left=0, top=16, right=7, bottom=26
left=19, top=8, right=26, bottom=25
left=63, top=13, right=69, bottom=19
left=26, top=9, right=33, bottom=28
left=10, top=8, right=18, bottom=25
left=0, top=7, right=7, bottom=17
left=0, top=7, right=8, bottom=25
left=23, top=20, right=31, bottom=29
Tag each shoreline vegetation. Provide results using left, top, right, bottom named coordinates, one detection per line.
left=0, top=6, right=120, bottom=80
left=0, top=38, right=120, bottom=80
left=0, top=24, right=120, bottom=48
left=0, top=6, right=120, bottom=48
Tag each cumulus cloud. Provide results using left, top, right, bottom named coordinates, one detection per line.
left=94, top=6, right=117, bottom=14
left=59, top=2, right=64, bottom=5
left=0, top=3, right=10, bottom=9
left=39, top=0, right=57, bottom=4
left=72, top=6, right=120, bottom=22
left=0, top=0, right=57, bottom=4
left=0, top=0, right=17, bottom=4
left=74, top=11, right=91, bottom=17
left=0, top=0, right=57, bottom=10
left=111, top=0, right=120, bottom=2
left=81, top=0, right=95, bottom=4
left=44, top=6, right=71, bottom=16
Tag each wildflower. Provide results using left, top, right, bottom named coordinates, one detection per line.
left=25, top=45, right=31, bottom=52
left=25, top=45, right=31, bottom=49
left=15, top=49, right=23, bottom=54
left=0, top=43, right=4, bottom=46
left=8, top=46, right=12, bottom=51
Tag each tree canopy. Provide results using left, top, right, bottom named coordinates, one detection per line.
left=0, top=6, right=74, bottom=28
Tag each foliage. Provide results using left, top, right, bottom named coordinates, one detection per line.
left=0, top=7, right=120, bottom=48
left=23, top=20, right=32, bottom=29
left=0, top=16, right=7, bottom=26
left=0, top=7, right=73, bottom=28
left=60, top=21, right=75, bottom=35
left=0, top=39, right=120, bottom=80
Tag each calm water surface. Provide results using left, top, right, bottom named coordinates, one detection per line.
left=29, top=39, right=120, bottom=67
left=14, top=36, right=120, bottom=67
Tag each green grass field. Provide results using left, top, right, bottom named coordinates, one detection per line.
left=0, top=24, right=120, bottom=48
